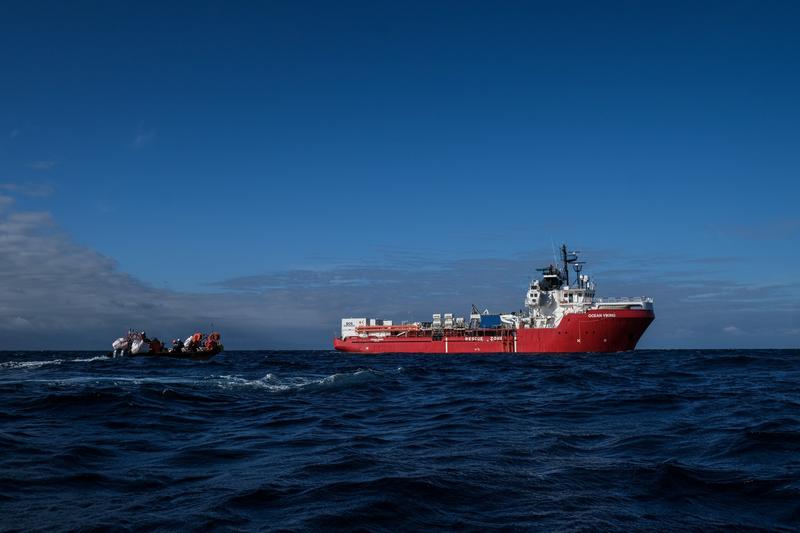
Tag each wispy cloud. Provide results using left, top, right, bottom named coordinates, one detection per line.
left=0, top=182, right=55, bottom=197
left=0, top=203, right=315, bottom=349
left=0, top=194, right=14, bottom=212
left=129, top=125, right=156, bottom=149
left=8, top=123, right=39, bottom=140
left=27, top=160, right=57, bottom=171
left=712, top=218, right=800, bottom=241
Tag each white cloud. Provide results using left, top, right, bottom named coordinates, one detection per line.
left=0, top=182, right=55, bottom=197
left=723, top=325, right=742, bottom=334
left=8, top=316, right=34, bottom=330
left=0, top=204, right=319, bottom=349
left=0, top=194, right=14, bottom=212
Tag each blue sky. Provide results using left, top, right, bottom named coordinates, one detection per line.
left=1, top=1, right=799, bottom=348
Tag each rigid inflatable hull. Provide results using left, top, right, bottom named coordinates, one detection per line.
left=106, top=348, right=222, bottom=360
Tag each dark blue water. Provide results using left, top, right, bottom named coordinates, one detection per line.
left=1, top=350, right=799, bottom=531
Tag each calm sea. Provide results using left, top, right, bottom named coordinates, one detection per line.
left=1, top=350, right=798, bottom=531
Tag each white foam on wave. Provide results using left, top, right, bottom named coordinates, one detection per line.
left=1, top=361, right=400, bottom=395
left=70, top=356, right=110, bottom=363
left=55, top=376, right=198, bottom=386
left=0, top=376, right=202, bottom=390
left=0, top=359, right=64, bottom=369
left=209, top=368, right=385, bottom=392
left=0, top=355, right=112, bottom=370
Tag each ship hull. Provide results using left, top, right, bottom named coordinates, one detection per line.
left=334, top=309, right=654, bottom=354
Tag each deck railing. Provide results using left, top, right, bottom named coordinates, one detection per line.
left=594, top=296, right=653, bottom=303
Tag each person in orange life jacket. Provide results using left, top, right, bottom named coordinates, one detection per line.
left=204, top=332, right=221, bottom=352
left=184, top=332, right=203, bottom=351
left=149, top=338, right=163, bottom=354
left=204, top=336, right=217, bottom=351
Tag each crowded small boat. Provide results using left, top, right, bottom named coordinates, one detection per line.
left=109, top=330, right=224, bottom=359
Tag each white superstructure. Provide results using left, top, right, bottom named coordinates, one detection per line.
left=520, top=246, right=653, bottom=329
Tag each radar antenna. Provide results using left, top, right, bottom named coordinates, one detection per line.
left=573, top=261, right=585, bottom=287
left=560, top=244, right=581, bottom=286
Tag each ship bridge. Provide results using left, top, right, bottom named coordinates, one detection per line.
left=520, top=244, right=654, bottom=329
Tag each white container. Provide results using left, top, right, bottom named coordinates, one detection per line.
left=341, top=318, right=367, bottom=338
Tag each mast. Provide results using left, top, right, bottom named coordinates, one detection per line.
left=560, top=244, right=581, bottom=287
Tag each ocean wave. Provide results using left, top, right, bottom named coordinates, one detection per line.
left=3, top=349, right=800, bottom=531
left=0, top=358, right=64, bottom=369
left=644, top=461, right=798, bottom=502
left=0, top=355, right=109, bottom=370
left=208, top=368, right=386, bottom=392
left=0, top=368, right=394, bottom=396
left=34, top=376, right=197, bottom=386
left=69, top=356, right=111, bottom=363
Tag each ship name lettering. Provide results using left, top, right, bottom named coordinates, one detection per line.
left=464, top=336, right=484, bottom=342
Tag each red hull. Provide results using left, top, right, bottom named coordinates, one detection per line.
left=334, top=309, right=654, bottom=354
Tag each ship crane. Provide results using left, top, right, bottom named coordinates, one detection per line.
left=469, top=304, right=481, bottom=329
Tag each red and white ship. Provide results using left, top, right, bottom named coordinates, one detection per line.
left=334, top=245, right=654, bottom=354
